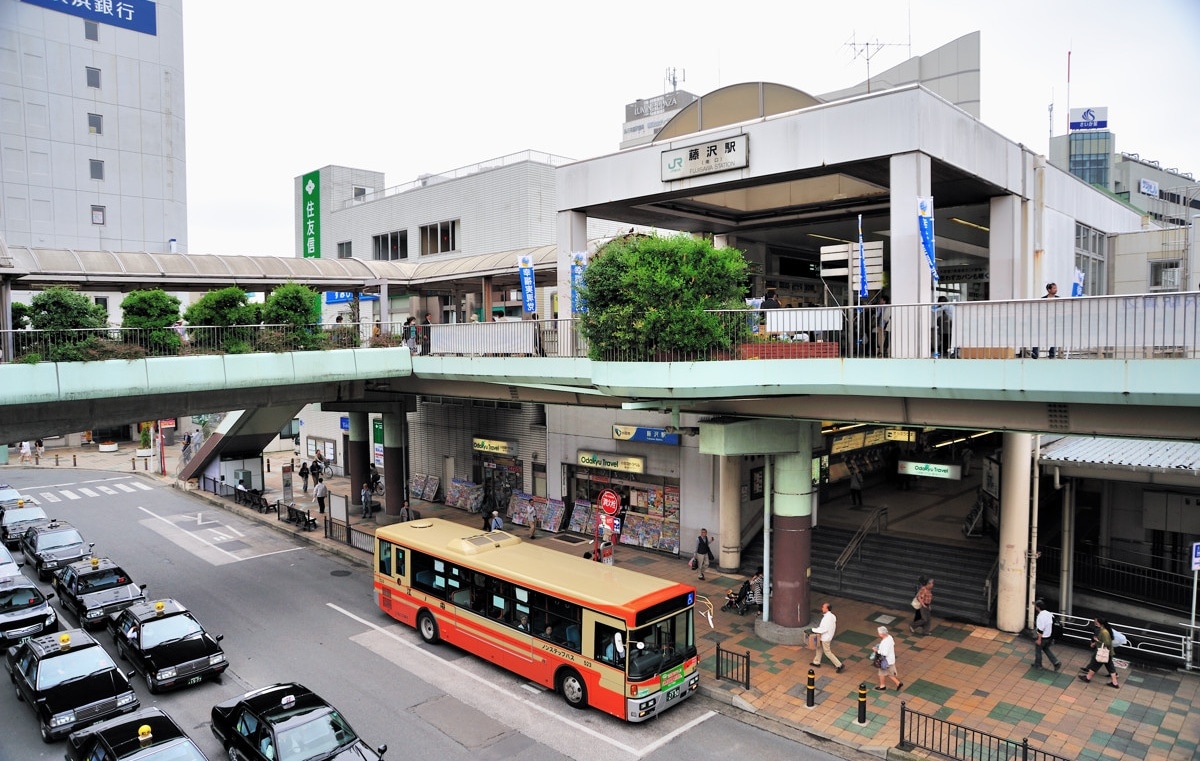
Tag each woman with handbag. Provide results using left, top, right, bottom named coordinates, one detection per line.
left=911, top=576, right=934, bottom=635
left=1079, top=617, right=1120, bottom=688
left=871, top=626, right=903, bottom=691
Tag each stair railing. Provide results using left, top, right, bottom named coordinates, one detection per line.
left=834, top=506, right=888, bottom=589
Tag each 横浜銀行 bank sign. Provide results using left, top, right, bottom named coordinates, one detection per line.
left=22, top=0, right=157, bottom=35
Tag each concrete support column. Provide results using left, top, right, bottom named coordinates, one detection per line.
left=348, top=413, right=369, bottom=506
left=766, top=426, right=814, bottom=631
left=988, top=194, right=1028, bottom=300
left=382, top=409, right=409, bottom=516
left=997, top=432, right=1032, bottom=632
left=887, top=152, right=933, bottom=358
left=717, top=455, right=741, bottom=571
left=555, top=210, right=588, bottom=355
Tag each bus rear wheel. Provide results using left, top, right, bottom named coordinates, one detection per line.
left=558, top=668, right=588, bottom=710
left=417, top=611, right=440, bottom=644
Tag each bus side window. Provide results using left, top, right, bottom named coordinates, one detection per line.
left=595, top=625, right=625, bottom=668
left=395, top=548, right=405, bottom=577
left=377, top=542, right=392, bottom=576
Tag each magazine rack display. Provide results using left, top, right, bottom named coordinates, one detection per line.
left=618, top=485, right=680, bottom=553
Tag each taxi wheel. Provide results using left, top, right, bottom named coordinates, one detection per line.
left=147, top=674, right=161, bottom=694
left=558, top=668, right=588, bottom=710
left=417, top=611, right=440, bottom=644
left=40, top=722, right=54, bottom=743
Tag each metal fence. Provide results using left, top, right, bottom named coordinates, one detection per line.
left=1051, top=610, right=1196, bottom=670
left=4, top=292, right=1196, bottom=364
left=715, top=642, right=751, bottom=689
left=325, top=516, right=376, bottom=554
left=899, top=701, right=1073, bottom=761
left=1039, top=545, right=1196, bottom=610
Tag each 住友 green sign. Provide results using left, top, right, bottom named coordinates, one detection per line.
left=301, top=170, right=321, bottom=258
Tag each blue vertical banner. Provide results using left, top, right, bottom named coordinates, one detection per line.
left=517, top=255, right=537, bottom=313
left=857, top=214, right=868, bottom=299
left=917, top=197, right=940, bottom=282
left=569, top=251, right=588, bottom=313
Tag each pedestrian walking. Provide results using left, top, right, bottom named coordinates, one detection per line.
left=1078, top=617, right=1120, bottom=688
left=750, top=566, right=764, bottom=615
left=19, top=440, right=31, bottom=464
left=872, top=626, right=903, bottom=691
left=298, top=462, right=310, bottom=492
left=489, top=510, right=503, bottom=531
left=398, top=500, right=413, bottom=522
left=911, top=576, right=935, bottom=635
left=849, top=468, right=863, bottom=506
left=360, top=483, right=373, bottom=518
left=420, top=313, right=432, bottom=355
left=34, top=438, right=44, bottom=458
left=692, top=528, right=714, bottom=581
left=808, top=601, right=845, bottom=672
left=1032, top=599, right=1062, bottom=671
left=312, top=478, right=328, bottom=514
left=182, top=431, right=192, bottom=451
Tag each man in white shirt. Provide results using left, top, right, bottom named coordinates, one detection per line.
left=808, top=601, right=845, bottom=672
left=1033, top=599, right=1062, bottom=671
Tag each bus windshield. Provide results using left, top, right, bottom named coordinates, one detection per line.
left=628, top=609, right=693, bottom=682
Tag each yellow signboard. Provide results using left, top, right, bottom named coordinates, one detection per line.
left=885, top=429, right=916, bottom=442
left=473, top=437, right=516, bottom=456
left=831, top=432, right=865, bottom=454
left=863, top=429, right=887, bottom=447
left=577, top=450, right=645, bottom=474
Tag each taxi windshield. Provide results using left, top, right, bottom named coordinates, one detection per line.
left=3, top=507, right=46, bottom=526
left=34, top=646, right=116, bottom=690
left=37, top=529, right=83, bottom=550
left=0, top=584, right=45, bottom=612
left=275, top=709, right=358, bottom=760
left=141, top=613, right=203, bottom=648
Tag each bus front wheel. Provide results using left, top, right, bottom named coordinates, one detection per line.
left=558, top=668, right=588, bottom=710
left=417, top=611, right=440, bottom=644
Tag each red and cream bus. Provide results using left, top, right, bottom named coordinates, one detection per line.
left=373, top=518, right=698, bottom=721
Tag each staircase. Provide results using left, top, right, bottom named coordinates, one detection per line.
left=810, top=526, right=996, bottom=626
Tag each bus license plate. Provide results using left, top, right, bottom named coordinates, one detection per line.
left=666, top=686, right=680, bottom=701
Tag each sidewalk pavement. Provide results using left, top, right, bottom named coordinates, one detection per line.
left=6, top=444, right=1199, bottom=761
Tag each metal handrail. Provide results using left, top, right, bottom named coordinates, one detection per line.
left=834, top=506, right=888, bottom=581
left=1052, top=611, right=1195, bottom=669
left=1038, top=546, right=1195, bottom=610
left=899, top=701, right=1072, bottom=761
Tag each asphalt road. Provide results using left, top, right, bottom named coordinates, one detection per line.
left=1, top=469, right=867, bottom=761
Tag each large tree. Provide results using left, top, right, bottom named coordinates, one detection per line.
left=183, top=287, right=261, bottom=353
left=576, top=233, right=750, bottom=360
left=28, top=287, right=109, bottom=331
left=261, top=282, right=323, bottom=351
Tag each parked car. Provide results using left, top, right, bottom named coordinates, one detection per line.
left=109, top=598, right=227, bottom=693
left=211, top=683, right=387, bottom=761
left=64, top=706, right=210, bottom=761
left=0, top=481, right=36, bottom=510
left=1, top=505, right=49, bottom=549
left=54, top=556, right=147, bottom=629
left=0, top=544, right=22, bottom=577
left=19, top=519, right=93, bottom=580
left=0, top=572, right=57, bottom=645
left=6, top=628, right=139, bottom=742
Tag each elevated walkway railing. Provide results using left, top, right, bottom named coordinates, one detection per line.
left=3, top=291, right=1196, bottom=363
left=1052, top=610, right=1197, bottom=670
left=1038, top=545, right=1195, bottom=610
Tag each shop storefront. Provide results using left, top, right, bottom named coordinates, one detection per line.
left=470, top=436, right=522, bottom=515
left=564, top=449, right=681, bottom=555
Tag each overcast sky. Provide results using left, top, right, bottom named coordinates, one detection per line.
left=181, top=0, right=1200, bottom=256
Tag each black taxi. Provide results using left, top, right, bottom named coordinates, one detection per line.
left=0, top=571, right=58, bottom=645
left=211, top=683, right=387, bottom=761
left=1, top=504, right=49, bottom=549
left=55, top=556, right=147, bottom=629
left=109, top=598, right=227, bottom=693
left=6, top=629, right=139, bottom=742
left=19, top=519, right=93, bottom=581
left=65, top=706, right=210, bottom=761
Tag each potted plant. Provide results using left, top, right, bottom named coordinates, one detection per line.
left=135, top=423, right=154, bottom=458
left=98, top=440, right=119, bottom=453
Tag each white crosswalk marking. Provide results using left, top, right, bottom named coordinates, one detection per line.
left=114, top=483, right=136, bottom=493
left=78, top=488, right=98, bottom=497
left=132, top=482, right=152, bottom=491
left=97, top=486, right=117, bottom=495
left=39, top=492, right=61, bottom=503
left=61, top=490, right=81, bottom=500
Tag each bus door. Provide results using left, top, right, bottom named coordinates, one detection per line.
left=586, top=611, right=629, bottom=695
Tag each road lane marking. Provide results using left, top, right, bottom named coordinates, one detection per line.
left=61, top=490, right=80, bottom=500
left=78, top=488, right=98, bottom=497
left=136, top=506, right=305, bottom=562
left=133, top=482, right=152, bottom=491
left=39, top=492, right=61, bottom=503
left=114, top=483, right=136, bottom=493
left=97, top=486, right=117, bottom=495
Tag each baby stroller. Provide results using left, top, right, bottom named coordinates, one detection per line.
left=721, top=580, right=752, bottom=615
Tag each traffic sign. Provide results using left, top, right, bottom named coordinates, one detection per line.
left=599, top=489, right=621, bottom=516
left=1192, top=541, right=1200, bottom=572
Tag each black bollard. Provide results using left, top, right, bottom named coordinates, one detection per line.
left=857, top=682, right=868, bottom=724
left=143, top=458, right=148, bottom=471
left=55, top=454, right=60, bottom=466
left=131, top=457, right=136, bottom=471
left=267, top=459, right=271, bottom=473
left=72, top=454, right=77, bottom=467
left=806, top=669, right=816, bottom=707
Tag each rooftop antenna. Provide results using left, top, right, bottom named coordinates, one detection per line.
left=1048, top=92, right=1054, bottom=141
left=665, top=67, right=685, bottom=94
left=843, top=31, right=909, bottom=93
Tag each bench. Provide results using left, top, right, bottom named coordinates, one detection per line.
left=255, top=494, right=276, bottom=514
left=283, top=502, right=317, bottom=531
